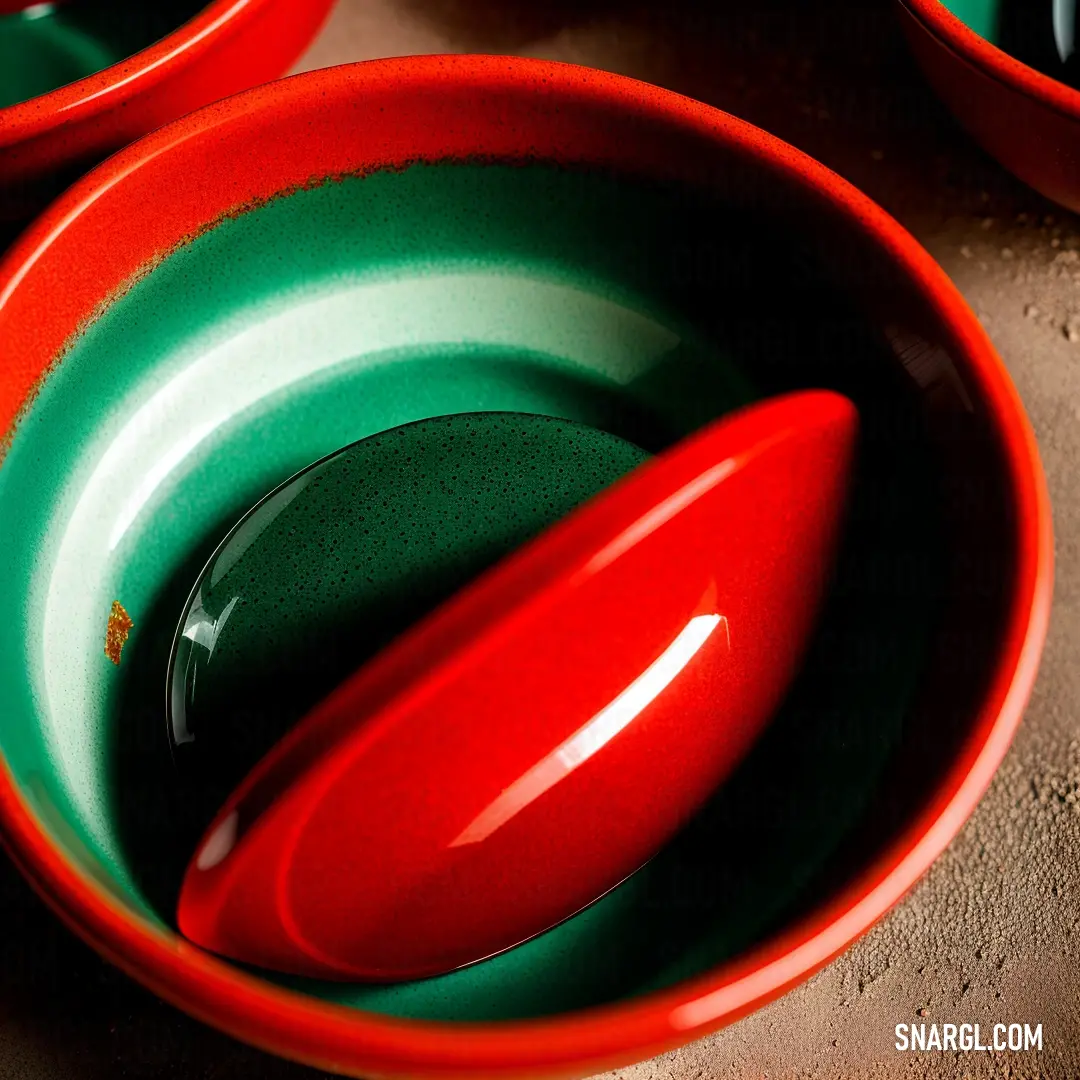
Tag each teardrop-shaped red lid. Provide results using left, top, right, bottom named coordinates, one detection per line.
left=178, top=390, right=858, bottom=981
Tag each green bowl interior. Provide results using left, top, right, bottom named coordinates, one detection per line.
left=0, top=161, right=948, bottom=1020
left=942, top=0, right=1000, bottom=40
left=0, top=0, right=205, bottom=109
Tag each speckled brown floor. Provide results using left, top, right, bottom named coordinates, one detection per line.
left=1, top=1, right=1077, bottom=1078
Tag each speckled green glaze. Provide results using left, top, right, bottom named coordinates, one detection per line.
left=942, top=0, right=999, bottom=39
left=0, top=161, right=943, bottom=1019
left=0, top=1, right=204, bottom=109
left=168, top=413, right=650, bottom=850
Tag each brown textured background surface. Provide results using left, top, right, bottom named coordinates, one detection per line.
left=2, top=1, right=1078, bottom=1076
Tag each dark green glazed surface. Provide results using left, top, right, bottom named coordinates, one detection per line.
left=0, top=161, right=944, bottom=1020
left=166, top=412, right=651, bottom=870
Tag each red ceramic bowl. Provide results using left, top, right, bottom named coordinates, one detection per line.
left=897, top=0, right=1080, bottom=213
left=0, top=56, right=1052, bottom=1080
left=0, top=0, right=335, bottom=224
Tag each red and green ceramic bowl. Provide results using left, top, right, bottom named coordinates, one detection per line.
left=0, top=0, right=334, bottom=229
left=0, top=55, right=1052, bottom=1079
left=898, top=0, right=1080, bottom=212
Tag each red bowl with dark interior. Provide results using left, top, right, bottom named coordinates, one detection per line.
left=0, top=0, right=335, bottom=227
left=897, top=0, right=1080, bottom=212
left=0, top=55, right=1052, bottom=1079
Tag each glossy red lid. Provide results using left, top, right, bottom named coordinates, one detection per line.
left=178, top=391, right=859, bottom=981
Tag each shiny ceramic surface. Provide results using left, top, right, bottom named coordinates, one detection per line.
left=166, top=413, right=653, bottom=865
left=0, top=0, right=334, bottom=227
left=898, top=0, right=1080, bottom=212
left=0, top=57, right=1052, bottom=1079
left=177, top=393, right=857, bottom=982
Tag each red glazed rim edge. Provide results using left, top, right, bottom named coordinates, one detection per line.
left=0, top=0, right=285, bottom=145
left=899, top=0, right=1080, bottom=122
left=0, top=56, right=1054, bottom=1079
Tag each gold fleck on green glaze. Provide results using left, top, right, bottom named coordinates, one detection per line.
left=105, top=600, right=133, bottom=666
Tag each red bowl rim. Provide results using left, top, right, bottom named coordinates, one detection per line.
left=900, top=0, right=1080, bottom=123
left=0, top=54, right=1054, bottom=1079
left=0, top=0, right=281, bottom=145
